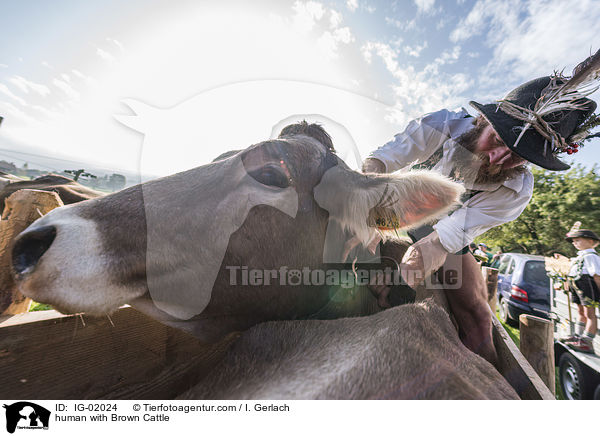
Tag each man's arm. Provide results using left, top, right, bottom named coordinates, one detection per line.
left=400, top=171, right=533, bottom=288
left=367, top=109, right=469, bottom=173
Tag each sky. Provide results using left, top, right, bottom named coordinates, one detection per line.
left=1, top=0, right=600, bottom=178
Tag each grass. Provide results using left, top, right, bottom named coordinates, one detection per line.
left=495, top=310, right=564, bottom=399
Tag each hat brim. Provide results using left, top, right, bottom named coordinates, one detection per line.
left=565, top=230, right=600, bottom=242
left=469, top=101, right=571, bottom=171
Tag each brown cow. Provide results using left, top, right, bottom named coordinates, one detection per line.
left=178, top=301, right=519, bottom=399
left=0, top=174, right=103, bottom=214
left=8, top=122, right=518, bottom=399
left=12, top=123, right=463, bottom=335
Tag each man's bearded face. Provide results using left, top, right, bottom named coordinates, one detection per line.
left=454, top=118, right=527, bottom=184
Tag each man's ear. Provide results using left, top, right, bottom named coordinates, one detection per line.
left=314, top=167, right=464, bottom=244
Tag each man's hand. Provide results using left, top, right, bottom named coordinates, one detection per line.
left=362, top=158, right=386, bottom=174
left=401, top=231, right=449, bottom=289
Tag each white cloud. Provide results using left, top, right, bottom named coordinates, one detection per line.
left=0, top=100, right=33, bottom=122
left=385, top=16, right=417, bottom=31
left=452, top=0, right=600, bottom=93
left=70, top=69, right=97, bottom=86
left=361, top=41, right=472, bottom=123
left=414, top=0, right=435, bottom=14
left=288, top=2, right=355, bottom=59
left=346, top=0, right=358, bottom=12
left=329, top=9, right=342, bottom=28
left=8, top=76, right=51, bottom=96
left=292, top=0, right=325, bottom=32
left=436, top=16, right=450, bottom=30
left=106, top=37, right=125, bottom=52
left=361, top=41, right=399, bottom=72
left=403, top=41, right=428, bottom=57
left=96, top=47, right=116, bottom=63
left=318, top=26, right=355, bottom=58
left=0, top=83, right=27, bottom=106
left=0, top=63, right=8, bottom=68
left=52, top=78, right=80, bottom=101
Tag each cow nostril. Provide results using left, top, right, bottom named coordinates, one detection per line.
left=12, top=226, right=57, bottom=276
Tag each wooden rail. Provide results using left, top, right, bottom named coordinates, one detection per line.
left=0, top=307, right=238, bottom=399
left=0, top=305, right=555, bottom=400
left=491, top=311, right=555, bottom=400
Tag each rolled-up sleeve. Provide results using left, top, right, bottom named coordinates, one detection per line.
left=370, top=109, right=465, bottom=173
left=433, top=170, right=534, bottom=253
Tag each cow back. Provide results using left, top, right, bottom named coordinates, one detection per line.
left=0, top=174, right=103, bottom=213
left=178, top=301, right=519, bottom=399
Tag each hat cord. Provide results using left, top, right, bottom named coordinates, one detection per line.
left=497, top=99, right=568, bottom=154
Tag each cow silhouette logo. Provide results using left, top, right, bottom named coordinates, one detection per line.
left=3, top=402, right=50, bottom=433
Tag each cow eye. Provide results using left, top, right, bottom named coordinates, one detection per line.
left=248, top=165, right=290, bottom=188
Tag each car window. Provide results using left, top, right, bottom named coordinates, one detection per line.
left=507, top=259, right=516, bottom=275
left=523, top=261, right=550, bottom=287
left=498, top=255, right=511, bottom=274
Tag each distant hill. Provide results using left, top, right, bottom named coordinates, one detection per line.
left=0, top=136, right=157, bottom=188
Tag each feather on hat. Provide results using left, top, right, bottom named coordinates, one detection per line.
left=470, top=49, right=600, bottom=170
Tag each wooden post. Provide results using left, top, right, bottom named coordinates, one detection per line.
left=519, top=314, right=555, bottom=395
left=0, top=189, right=64, bottom=315
left=482, top=266, right=499, bottom=313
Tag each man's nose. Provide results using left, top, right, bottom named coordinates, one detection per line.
left=488, top=146, right=512, bottom=166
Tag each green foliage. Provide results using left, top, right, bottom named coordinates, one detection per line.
left=29, top=302, right=52, bottom=311
left=481, top=164, right=600, bottom=256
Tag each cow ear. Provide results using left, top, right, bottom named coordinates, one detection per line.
left=367, top=170, right=465, bottom=233
left=314, top=167, right=464, bottom=244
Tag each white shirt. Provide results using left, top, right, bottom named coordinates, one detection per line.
left=370, top=108, right=534, bottom=253
left=569, top=248, right=600, bottom=277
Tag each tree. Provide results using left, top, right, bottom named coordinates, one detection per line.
left=64, top=169, right=97, bottom=182
left=479, top=165, right=600, bottom=257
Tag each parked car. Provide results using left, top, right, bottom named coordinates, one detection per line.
left=496, top=253, right=550, bottom=326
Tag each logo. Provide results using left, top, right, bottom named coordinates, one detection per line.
left=3, top=402, right=50, bottom=434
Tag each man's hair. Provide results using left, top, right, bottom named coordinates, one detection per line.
left=458, top=115, right=489, bottom=153
left=278, top=121, right=335, bottom=152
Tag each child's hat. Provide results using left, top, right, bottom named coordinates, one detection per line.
left=565, top=221, right=600, bottom=242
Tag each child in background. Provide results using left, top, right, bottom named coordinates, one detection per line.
left=563, top=222, right=600, bottom=354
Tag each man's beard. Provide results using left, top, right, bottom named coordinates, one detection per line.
left=453, top=121, right=527, bottom=185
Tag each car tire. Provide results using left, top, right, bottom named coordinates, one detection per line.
left=559, top=352, right=594, bottom=400
left=498, top=297, right=509, bottom=323
left=594, top=383, right=600, bottom=400
left=498, top=298, right=518, bottom=327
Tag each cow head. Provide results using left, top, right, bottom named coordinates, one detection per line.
left=12, top=122, right=463, bottom=341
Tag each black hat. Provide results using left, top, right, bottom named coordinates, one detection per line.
left=470, top=76, right=597, bottom=171
left=565, top=221, right=600, bottom=242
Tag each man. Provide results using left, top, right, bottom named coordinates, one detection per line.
left=474, top=243, right=493, bottom=266
left=362, top=73, right=599, bottom=364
